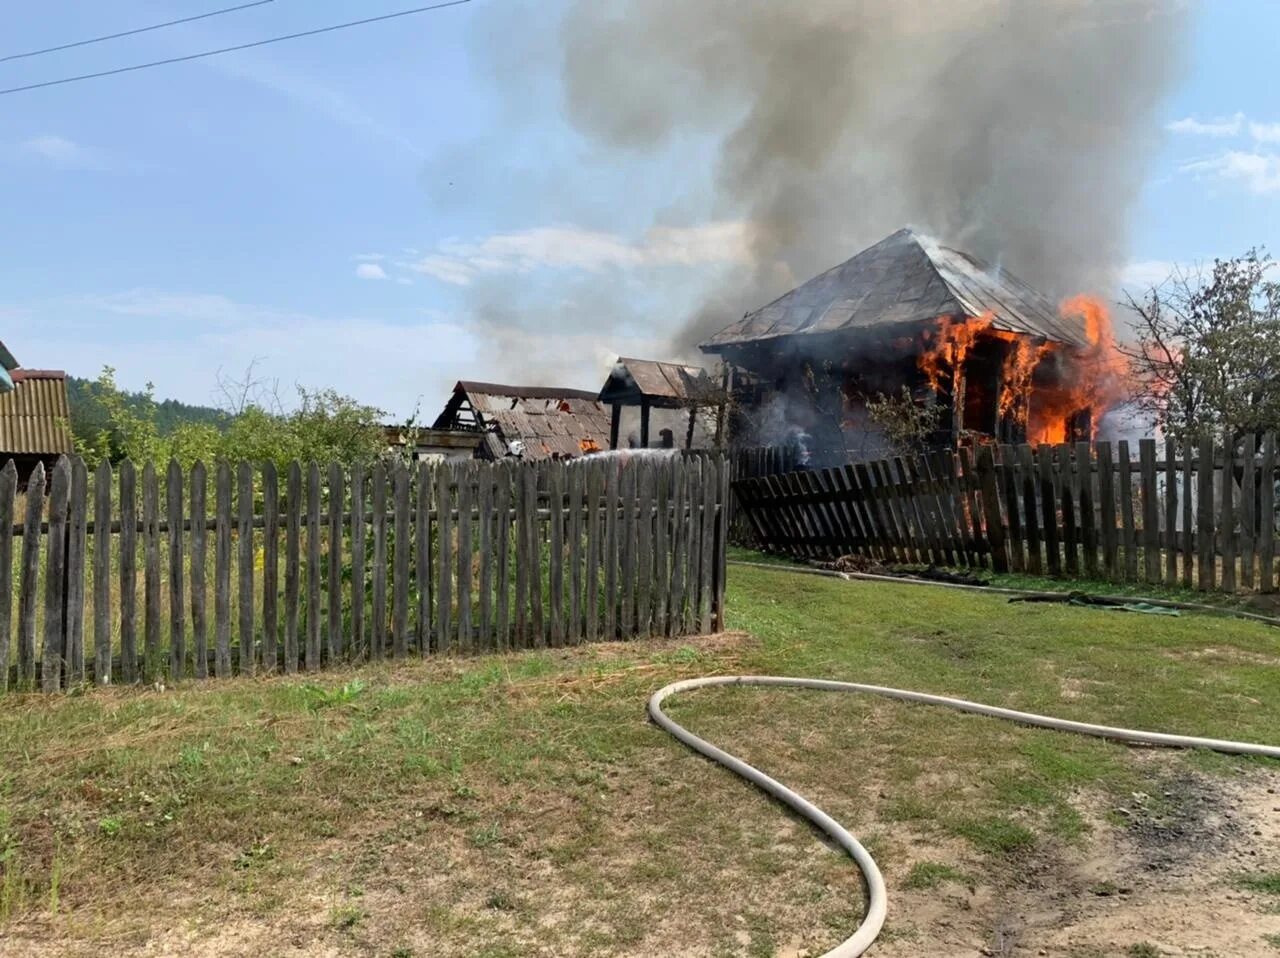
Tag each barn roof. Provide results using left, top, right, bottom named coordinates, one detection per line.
left=597, top=358, right=721, bottom=408
left=0, top=369, right=74, bottom=456
left=433, top=381, right=612, bottom=461
left=700, top=228, right=1090, bottom=352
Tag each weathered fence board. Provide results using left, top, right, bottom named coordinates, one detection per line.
left=392, top=463, right=409, bottom=660
left=351, top=465, right=366, bottom=659
left=1140, top=439, right=1160, bottom=584
left=141, top=462, right=162, bottom=683
left=456, top=463, right=474, bottom=652
left=370, top=463, right=387, bottom=662
left=215, top=462, right=232, bottom=678
left=330, top=463, right=347, bottom=663
left=237, top=462, right=254, bottom=676
left=0, top=464, right=15, bottom=692
left=3, top=453, right=729, bottom=695
left=1263, top=434, right=1277, bottom=593
left=190, top=462, right=206, bottom=680
left=415, top=463, right=431, bottom=654
left=43, top=459, right=71, bottom=692
left=167, top=461, right=185, bottom=681
left=733, top=435, right=1280, bottom=600
left=262, top=463, right=279, bottom=672
left=308, top=463, right=323, bottom=670
left=284, top=462, right=301, bottom=674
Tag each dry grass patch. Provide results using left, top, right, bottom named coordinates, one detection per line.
left=3, top=567, right=1280, bottom=956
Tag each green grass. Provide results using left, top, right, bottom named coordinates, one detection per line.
left=902, top=861, right=968, bottom=890
left=1, top=565, right=1278, bottom=955
left=1235, top=871, right=1280, bottom=895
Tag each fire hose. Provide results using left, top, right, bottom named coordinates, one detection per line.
left=649, top=676, right=1280, bottom=957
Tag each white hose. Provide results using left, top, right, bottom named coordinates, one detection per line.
left=648, top=675, right=1280, bottom=957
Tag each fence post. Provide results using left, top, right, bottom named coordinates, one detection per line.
left=0, top=464, right=15, bottom=692
left=43, top=457, right=71, bottom=692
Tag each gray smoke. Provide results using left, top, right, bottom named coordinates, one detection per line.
left=558, top=0, right=1190, bottom=351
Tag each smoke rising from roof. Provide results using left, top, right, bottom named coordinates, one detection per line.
left=558, top=0, right=1189, bottom=352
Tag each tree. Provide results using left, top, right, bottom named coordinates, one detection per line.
left=75, top=366, right=389, bottom=468
left=1125, top=249, right=1280, bottom=445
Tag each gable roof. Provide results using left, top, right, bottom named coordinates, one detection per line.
left=597, top=358, right=721, bottom=408
left=434, top=380, right=612, bottom=461
left=0, top=369, right=74, bottom=456
left=700, top=228, right=1089, bottom=352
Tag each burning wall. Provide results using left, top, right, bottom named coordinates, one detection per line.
left=915, top=295, right=1128, bottom=446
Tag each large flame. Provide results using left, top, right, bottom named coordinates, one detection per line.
left=1026, top=295, right=1128, bottom=446
left=915, top=295, right=1127, bottom=447
left=918, top=312, right=993, bottom=391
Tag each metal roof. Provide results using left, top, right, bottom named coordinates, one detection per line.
left=0, top=369, right=74, bottom=456
left=700, top=228, right=1089, bottom=352
left=435, top=381, right=612, bottom=461
left=598, top=357, right=721, bottom=407
left=454, top=380, right=600, bottom=402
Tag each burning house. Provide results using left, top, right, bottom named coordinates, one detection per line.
left=700, top=228, right=1123, bottom=463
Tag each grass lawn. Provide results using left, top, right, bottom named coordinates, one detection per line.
left=2, top=565, right=1279, bottom=956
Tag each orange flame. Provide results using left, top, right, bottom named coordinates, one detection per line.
left=914, top=296, right=1128, bottom=447
left=918, top=312, right=994, bottom=391
left=1025, top=295, right=1128, bottom=446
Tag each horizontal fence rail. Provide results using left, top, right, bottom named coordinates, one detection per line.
left=727, top=446, right=799, bottom=549
left=734, top=435, right=1280, bottom=595
left=1, top=452, right=730, bottom=694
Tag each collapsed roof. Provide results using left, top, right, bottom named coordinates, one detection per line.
left=432, top=381, right=612, bottom=461
left=700, top=228, right=1090, bottom=353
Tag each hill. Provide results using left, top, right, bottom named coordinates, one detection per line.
left=65, top=375, right=229, bottom=447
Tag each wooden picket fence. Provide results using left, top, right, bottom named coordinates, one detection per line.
left=1, top=451, right=730, bottom=694
left=734, top=435, right=1280, bottom=594
left=727, top=446, right=800, bottom=548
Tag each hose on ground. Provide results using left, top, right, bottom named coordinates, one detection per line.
left=648, top=675, right=1280, bottom=957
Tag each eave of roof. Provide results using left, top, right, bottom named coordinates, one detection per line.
left=455, top=380, right=601, bottom=402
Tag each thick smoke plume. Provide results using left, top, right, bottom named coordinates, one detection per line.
left=559, top=0, right=1189, bottom=351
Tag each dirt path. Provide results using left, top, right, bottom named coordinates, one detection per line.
left=878, top=762, right=1280, bottom=957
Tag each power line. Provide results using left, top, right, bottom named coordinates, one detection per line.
left=0, top=0, right=473, bottom=97
left=2, top=1, right=277, bottom=64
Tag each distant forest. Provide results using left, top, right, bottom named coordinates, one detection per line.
left=65, top=375, right=229, bottom=448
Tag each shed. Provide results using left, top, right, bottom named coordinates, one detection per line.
left=431, top=381, right=612, bottom=461
left=597, top=358, right=724, bottom=450
left=0, top=368, right=75, bottom=481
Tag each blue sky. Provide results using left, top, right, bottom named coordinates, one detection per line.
left=2, top=0, right=1276, bottom=418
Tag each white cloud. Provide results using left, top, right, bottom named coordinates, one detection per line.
left=1250, top=121, right=1280, bottom=144
left=1181, top=150, right=1280, bottom=196
left=406, top=222, right=753, bottom=287
left=355, top=263, right=388, bottom=280
left=18, top=135, right=107, bottom=170
left=1165, top=113, right=1280, bottom=146
left=1166, top=113, right=1244, bottom=137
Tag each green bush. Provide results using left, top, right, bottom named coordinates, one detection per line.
left=75, top=367, right=389, bottom=469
